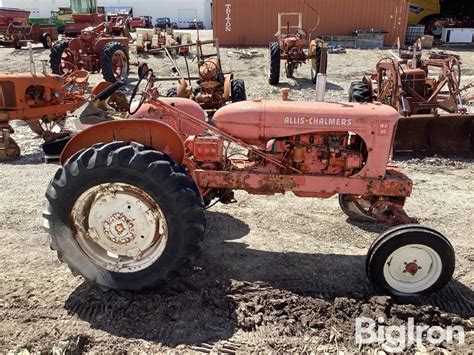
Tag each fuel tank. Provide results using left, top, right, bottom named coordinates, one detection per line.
left=130, top=97, right=207, bottom=136
left=213, top=100, right=400, bottom=145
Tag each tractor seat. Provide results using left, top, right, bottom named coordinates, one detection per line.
left=68, top=70, right=90, bottom=84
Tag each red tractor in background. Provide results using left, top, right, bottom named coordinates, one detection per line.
left=43, top=69, right=455, bottom=298
left=269, top=12, right=327, bottom=85
left=50, top=21, right=130, bottom=83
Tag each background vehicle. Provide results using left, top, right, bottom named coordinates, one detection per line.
left=50, top=21, right=130, bottom=83
left=63, top=0, right=105, bottom=37
left=164, top=36, right=246, bottom=111
left=349, top=50, right=473, bottom=156
left=131, top=16, right=153, bottom=30
left=268, top=12, right=327, bottom=85
left=0, top=7, right=29, bottom=33
left=156, top=17, right=178, bottom=29
left=0, top=23, right=58, bottom=49
left=408, top=0, right=474, bottom=36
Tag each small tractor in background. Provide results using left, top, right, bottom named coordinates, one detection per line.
left=269, top=12, right=327, bottom=85
left=50, top=21, right=130, bottom=83
left=349, top=48, right=474, bottom=155
left=42, top=68, right=456, bottom=298
left=162, top=35, right=246, bottom=111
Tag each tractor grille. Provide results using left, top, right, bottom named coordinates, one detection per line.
left=0, top=81, right=17, bottom=108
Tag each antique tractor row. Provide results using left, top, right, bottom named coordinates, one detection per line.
left=42, top=69, right=455, bottom=298
left=349, top=50, right=474, bottom=155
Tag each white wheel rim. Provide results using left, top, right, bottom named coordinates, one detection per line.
left=71, top=183, right=168, bottom=273
left=383, top=244, right=442, bottom=293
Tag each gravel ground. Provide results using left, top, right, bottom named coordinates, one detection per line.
left=0, top=33, right=473, bottom=353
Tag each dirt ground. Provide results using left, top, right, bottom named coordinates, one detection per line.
left=0, top=31, right=473, bottom=353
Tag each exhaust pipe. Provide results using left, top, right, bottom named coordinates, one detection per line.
left=315, top=45, right=328, bottom=102
left=315, top=73, right=327, bottom=102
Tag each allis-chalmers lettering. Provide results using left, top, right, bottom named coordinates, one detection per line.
left=283, top=116, right=353, bottom=126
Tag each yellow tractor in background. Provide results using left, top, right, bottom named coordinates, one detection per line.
left=409, top=0, right=474, bottom=36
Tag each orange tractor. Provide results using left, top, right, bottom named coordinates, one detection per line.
left=268, top=12, right=327, bottom=85
left=349, top=50, right=474, bottom=155
left=0, top=70, right=88, bottom=160
left=43, top=69, right=455, bottom=298
left=50, top=21, right=130, bottom=83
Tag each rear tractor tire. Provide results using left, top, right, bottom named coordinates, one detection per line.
left=367, top=225, right=455, bottom=297
left=268, top=42, right=281, bottom=85
left=43, top=142, right=206, bottom=291
left=231, top=79, right=246, bottom=102
left=349, top=80, right=372, bottom=103
left=101, top=42, right=130, bottom=83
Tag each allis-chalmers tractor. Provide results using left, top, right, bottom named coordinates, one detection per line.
left=0, top=70, right=89, bottom=160
left=349, top=50, right=474, bottom=155
left=269, top=12, right=327, bottom=85
left=43, top=69, right=455, bottom=298
left=50, top=21, right=130, bottom=83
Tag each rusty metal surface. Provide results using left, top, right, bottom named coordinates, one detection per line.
left=360, top=53, right=474, bottom=156
left=213, top=0, right=409, bottom=47
left=194, top=168, right=413, bottom=198
left=60, top=119, right=185, bottom=165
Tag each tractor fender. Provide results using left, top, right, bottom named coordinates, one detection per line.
left=223, top=73, right=233, bottom=101
left=60, top=119, right=185, bottom=166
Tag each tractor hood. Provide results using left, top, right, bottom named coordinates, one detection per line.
left=213, top=100, right=400, bottom=144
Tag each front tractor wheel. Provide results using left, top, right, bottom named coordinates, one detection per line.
left=43, top=142, right=205, bottom=291
left=50, top=39, right=76, bottom=76
left=101, top=42, right=130, bottom=83
left=367, top=225, right=455, bottom=297
left=268, top=42, right=281, bottom=85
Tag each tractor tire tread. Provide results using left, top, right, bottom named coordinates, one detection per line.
left=231, top=79, right=247, bottom=102
left=50, top=39, right=70, bottom=75
left=43, top=141, right=205, bottom=291
left=268, top=42, right=281, bottom=85
left=101, top=41, right=129, bottom=83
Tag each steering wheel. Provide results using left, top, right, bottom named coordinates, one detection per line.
left=295, top=29, right=308, bottom=40
left=129, top=68, right=155, bottom=115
